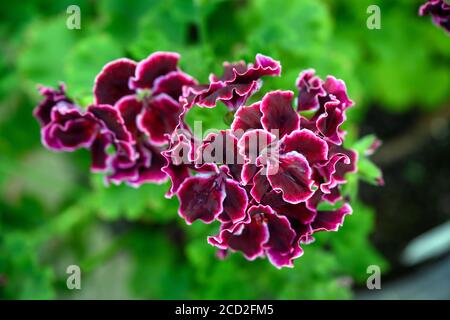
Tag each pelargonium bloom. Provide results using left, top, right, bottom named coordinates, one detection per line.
left=419, top=0, right=450, bottom=34
left=34, top=51, right=381, bottom=269
left=163, top=54, right=377, bottom=269
left=34, top=52, right=196, bottom=186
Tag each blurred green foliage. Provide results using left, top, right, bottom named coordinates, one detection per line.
left=1, top=0, right=448, bottom=299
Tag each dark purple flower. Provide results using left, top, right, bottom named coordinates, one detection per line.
left=177, top=167, right=248, bottom=225
left=41, top=105, right=100, bottom=151
left=35, top=51, right=198, bottom=187
left=419, top=0, right=450, bottom=34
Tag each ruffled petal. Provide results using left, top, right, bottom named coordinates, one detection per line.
left=184, top=54, right=281, bottom=110
left=249, top=168, right=271, bottom=202
left=295, top=69, right=326, bottom=111
left=323, top=76, right=354, bottom=109
left=237, top=129, right=277, bottom=163
left=263, top=209, right=303, bottom=268
left=129, top=52, right=180, bottom=90
left=316, top=99, right=346, bottom=145
left=266, top=151, right=314, bottom=204
left=316, top=153, right=350, bottom=193
left=90, top=132, right=113, bottom=172
left=261, top=190, right=316, bottom=225
left=88, top=104, right=133, bottom=142
left=152, top=71, right=197, bottom=101
left=260, top=90, right=300, bottom=139
left=137, top=94, right=182, bottom=145
left=34, top=84, right=72, bottom=126
left=219, top=178, right=248, bottom=223
left=42, top=107, right=99, bottom=151
left=177, top=174, right=225, bottom=224
left=208, top=209, right=270, bottom=260
left=116, top=95, right=144, bottom=136
left=328, top=144, right=358, bottom=184
left=94, top=58, right=137, bottom=105
left=282, top=129, right=328, bottom=165
left=312, top=203, right=352, bottom=232
left=231, top=101, right=263, bottom=135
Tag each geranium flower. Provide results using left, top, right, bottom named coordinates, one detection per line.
left=34, top=52, right=196, bottom=186
left=164, top=59, right=365, bottom=268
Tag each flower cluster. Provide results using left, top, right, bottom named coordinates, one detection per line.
left=34, top=52, right=196, bottom=186
left=419, top=0, right=450, bottom=34
left=34, top=51, right=376, bottom=268
left=163, top=58, right=366, bottom=268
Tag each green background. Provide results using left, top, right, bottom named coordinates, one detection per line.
left=0, top=0, right=449, bottom=299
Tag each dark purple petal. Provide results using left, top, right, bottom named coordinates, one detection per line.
left=328, top=144, right=358, bottom=183
left=137, top=94, right=182, bottom=145
left=107, top=142, right=167, bottom=186
left=241, top=162, right=259, bottom=185
left=197, top=130, right=243, bottom=165
left=260, top=90, right=300, bottom=139
left=129, top=52, right=180, bottom=90
left=94, top=58, right=137, bottom=105
left=230, top=54, right=281, bottom=84
left=419, top=0, right=450, bottom=33
left=186, top=81, right=261, bottom=109
left=316, top=153, right=350, bottom=193
left=211, top=61, right=248, bottom=82
left=295, top=69, right=326, bottom=111
left=312, top=203, right=352, bottom=232
left=266, top=242, right=303, bottom=268
left=177, top=174, right=225, bottom=224
left=109, top=140, right=139, bottom=170
left=34, top=84, right=73, bottom=126
left=184, top=54, right=281, bottom=110
left=316, top=99, right=346, bottom=145
left=250, top=168, right=271, bottom=202
left=323, top=76, right=354, bottom=109
left=208, top=209, right=270, bottom=260
left=163, top=163, right=190, bottom=198
left=131, top=143, right=168, bottom=186
left=88, top=104, right=133, bottom=142
left=266, top=151, right=314, bottom=204
left=323, top=186, right=343, bottom=204
left=237, top=129, right=276, bottom=163
left=282, top=129, right=328, bottom=165
left=261, top=190, right=316, bottom=225
left=42, top=107, right=99, bottom=151
left=90, top=132, right=113, bottom=172
left=263, top=209, right=303, bottom=268
left=116, top=95, right=144, bottom=136
left=219, top=179, right=248, bottom=223
left=231, top=101, right=263, bottom=135
left=153, top=71, right=197, bottom=101
left=263, top=207, right=296, bottom=255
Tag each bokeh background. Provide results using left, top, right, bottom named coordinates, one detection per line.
left=1, top=0, right=449, bottom=299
